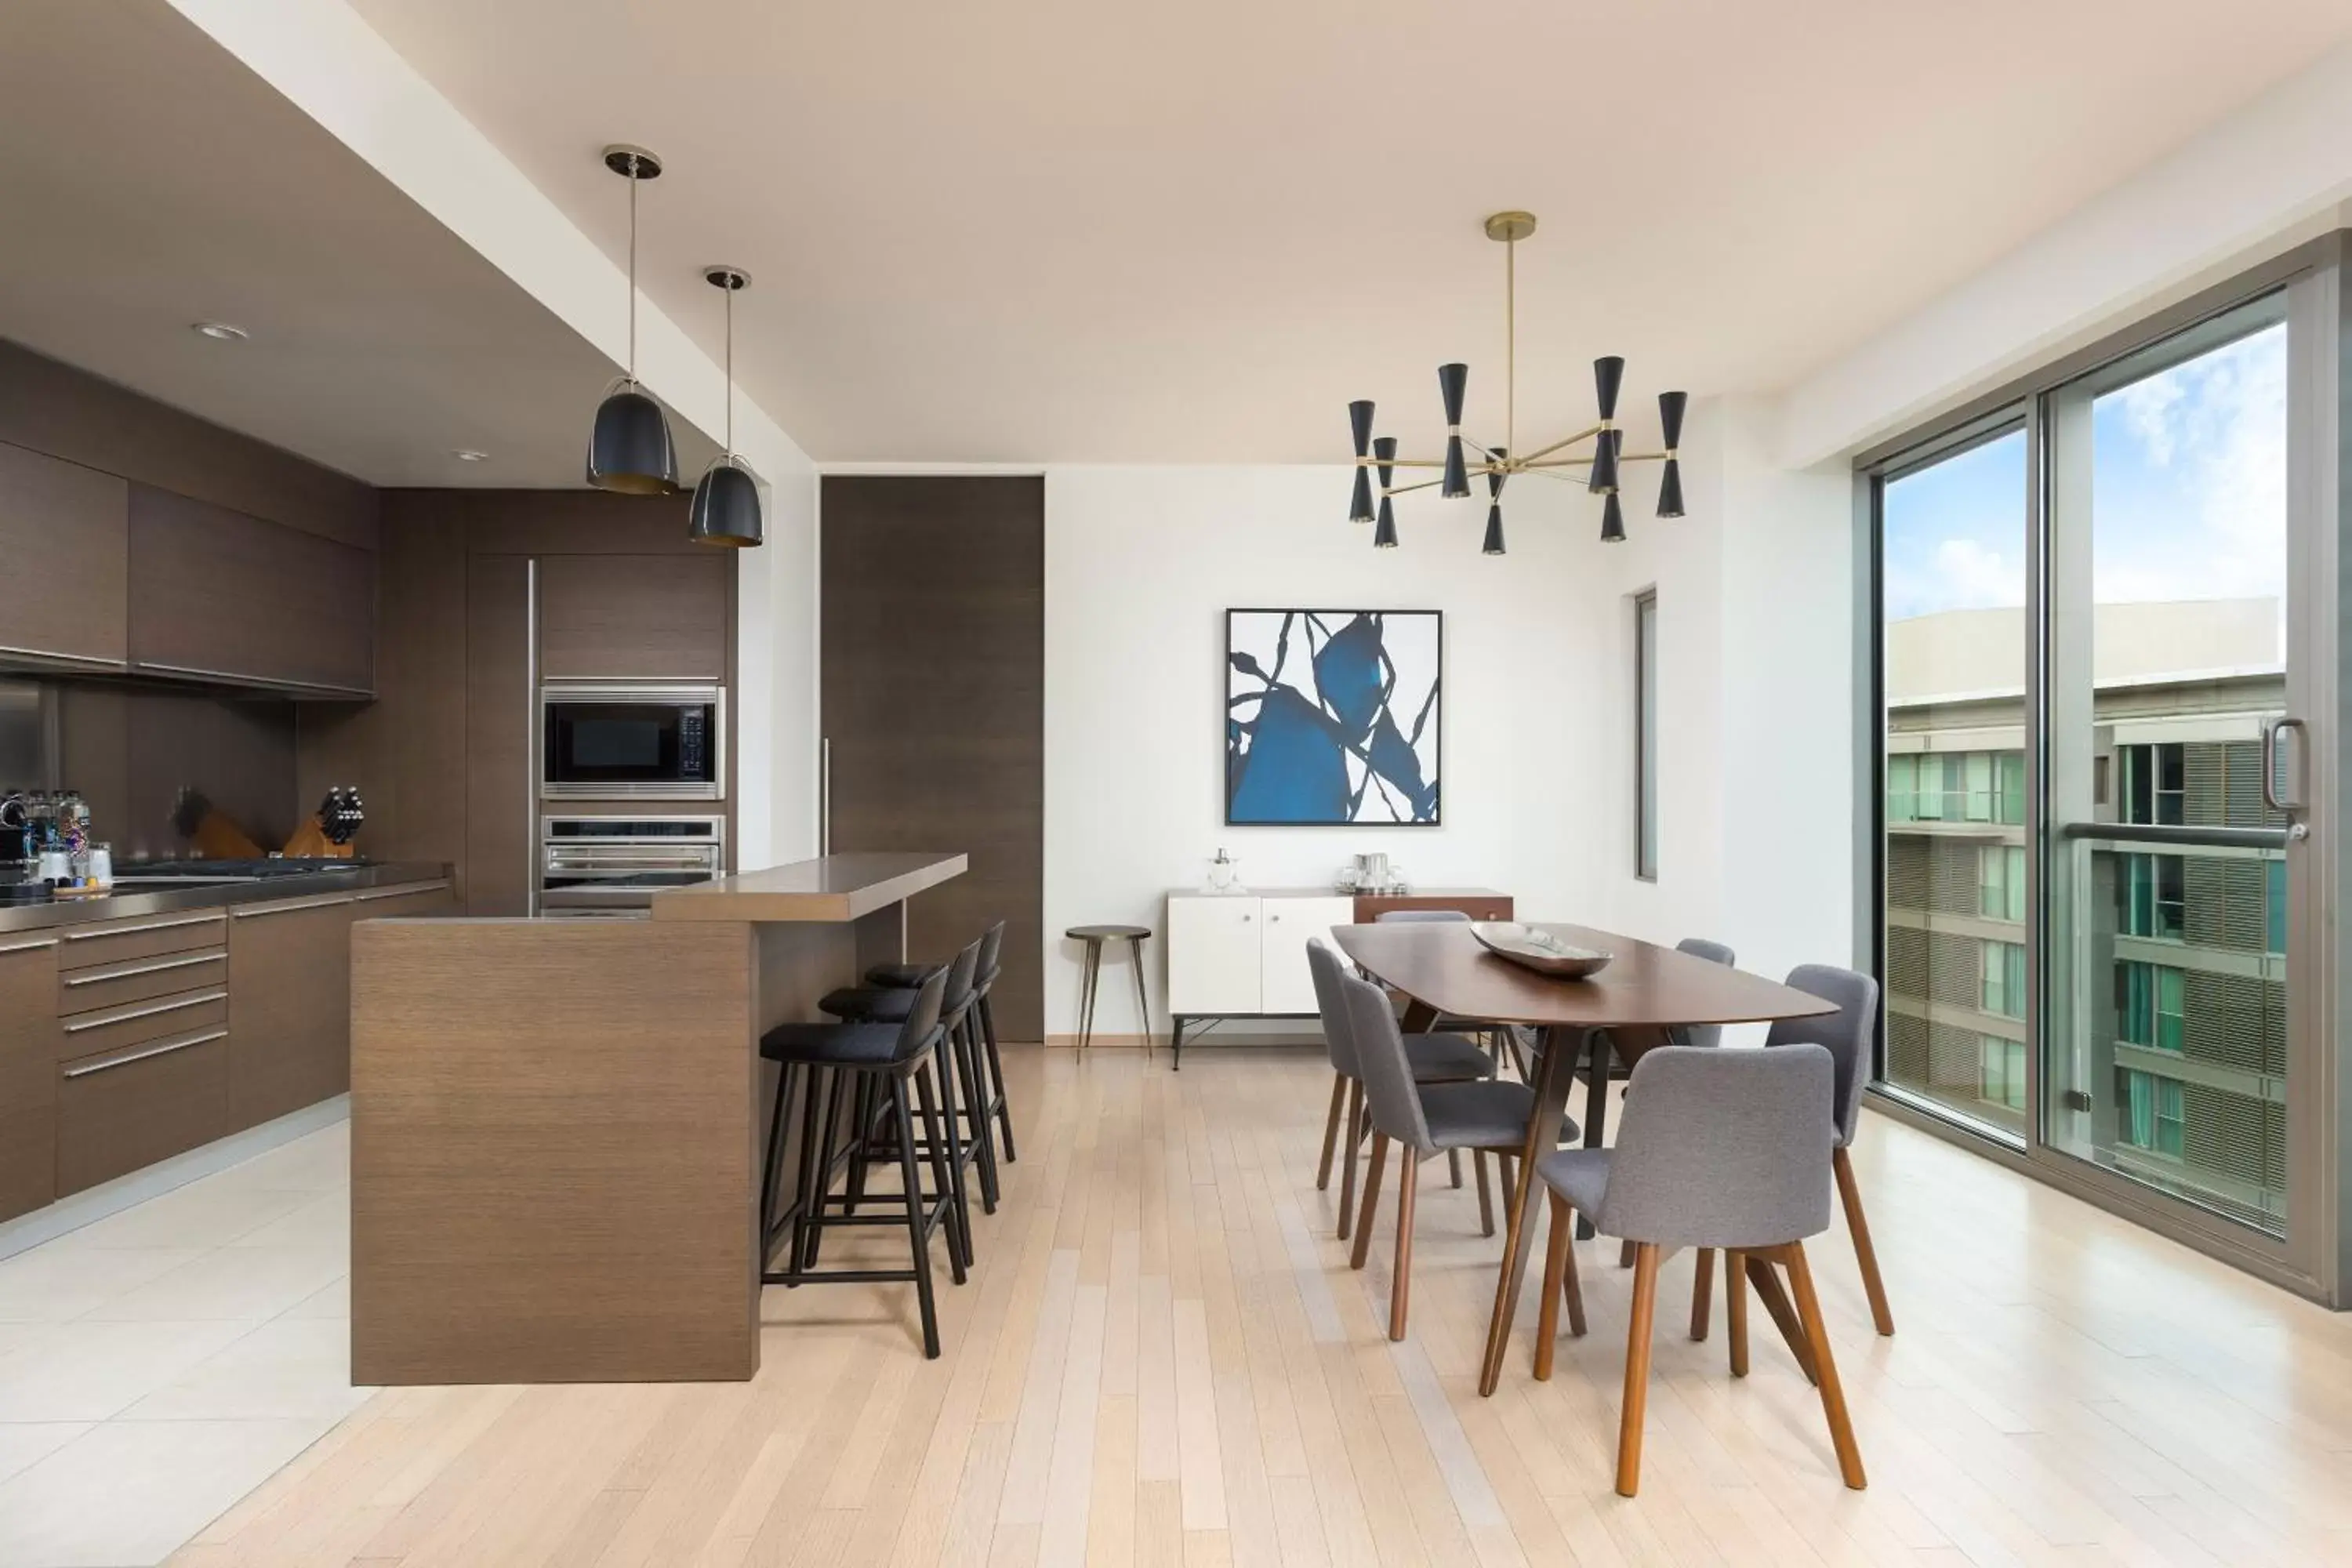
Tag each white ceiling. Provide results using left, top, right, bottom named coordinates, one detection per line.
left=347, top=0, right=2352, bottom=465
left=0, top=0, right=715, bottom=488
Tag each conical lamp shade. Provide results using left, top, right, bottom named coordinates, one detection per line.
left=1588, top=428, right=1620, bottom=495
left=1656, top=458, right=1685, bottom=519
left=1599, top=491, right=1626, bottom=543
left=586, top=380, right=679, bottom=495
left=1374, top=496, right=1398, bottom=548
left=688, top=458, right=764, bottom=546
left=1482, top=504, right=1505, bottom=555
left=1349, top=466, right=1374, bottom=524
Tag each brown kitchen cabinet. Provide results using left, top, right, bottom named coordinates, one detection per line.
left=227, top=892, right=359, bottom=1127
left=0, top=935, right=64, bottom=1221
left=0, top=441, right=129, bottom=670
left=350, top=880, right=456, bottom=924
left=536, top=553, right=731, bottom=681
left=128, top=485, right=376, bottom=695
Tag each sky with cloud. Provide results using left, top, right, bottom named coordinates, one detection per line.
left=1882, top=321, right=2285, bottom=624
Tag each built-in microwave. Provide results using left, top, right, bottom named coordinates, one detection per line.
left=540, top=683, right=724, bottom=800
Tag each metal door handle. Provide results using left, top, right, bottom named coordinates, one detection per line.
left=64, top=1027, right=227, bottom=1079
left=2263, top=717, right=2308, bottom=812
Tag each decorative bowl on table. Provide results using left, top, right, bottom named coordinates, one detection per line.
left=1470, top=922, right=1612, bottom=979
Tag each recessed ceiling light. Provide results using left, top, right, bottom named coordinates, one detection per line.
left=191, top=321, right=249, bottom=342
left=452, top=449, right=491, bottom=463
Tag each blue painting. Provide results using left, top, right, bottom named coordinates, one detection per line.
left=1225, top=609, right=1441, bottom=826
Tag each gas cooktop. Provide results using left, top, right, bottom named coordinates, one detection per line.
left=112, top=857, right=376, bottom=883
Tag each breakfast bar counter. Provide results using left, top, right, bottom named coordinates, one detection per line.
left=348, top=851, right=966, bottom=1386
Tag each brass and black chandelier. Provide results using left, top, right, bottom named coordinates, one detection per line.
left=1347, top=211, right=1687, bottom=553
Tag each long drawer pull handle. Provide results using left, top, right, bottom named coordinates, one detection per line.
left=64, top=911, right=226, bottom=942
left=354, top=881, right=452, bottom=902
left=64, top=1027, right=227, bottom=1079
left=0, top=936, right=60, bottom=954
left=233, top=894, right=358, bottom=919
left=64, top=950, right=225, bottom=985
left=63, top=988, right=227, bottom=1033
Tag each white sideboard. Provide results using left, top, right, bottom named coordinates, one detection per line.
left=1166, top=891, right=1356, bottom=1065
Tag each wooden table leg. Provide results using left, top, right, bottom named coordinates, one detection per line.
left=1477, top=1024, right=1579, bottom=1397
left=1741, top=1254, right=1820, bottom=1386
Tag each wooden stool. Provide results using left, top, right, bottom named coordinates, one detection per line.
left=1065, top=924, right=1152, bottom=1055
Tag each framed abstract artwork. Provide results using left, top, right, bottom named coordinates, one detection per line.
left=1225, top=608, right=1441, bottom=826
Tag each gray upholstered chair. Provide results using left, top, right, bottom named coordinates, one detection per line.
left=1613, top=937, right=1738, bottom=1279
left=1307, top=939, right=1499, bottom=1242
left=1770, top=964, right=1892, bottom=1338
left=1336, top=963, right=1550, bottom=1341
left=1581, top=935, right=1738, bottom=1160
left=1531, top=1044, right=1864, bottom=1497
left=1373, top=907, right=1521, bottom=1073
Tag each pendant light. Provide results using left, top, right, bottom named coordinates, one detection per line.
left=688, top=266, right=764, bottom=547
left=586, top=145, right=680, bottom=495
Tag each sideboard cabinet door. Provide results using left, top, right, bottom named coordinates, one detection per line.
left=1258, top=896, right=1357, bottom=1016
left=1167, top=896, right=1261, bottom=1017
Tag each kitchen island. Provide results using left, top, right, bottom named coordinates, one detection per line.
left=348, top=851, right=967, bottom=1385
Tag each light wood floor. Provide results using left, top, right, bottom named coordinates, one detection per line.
left=170, top=1045, right=2352, bottom=1566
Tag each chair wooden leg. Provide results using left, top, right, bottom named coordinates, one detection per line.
left=1726, top=1249, right=1749, bottom=1377
left=1534, top=1192, right=1569, bottom=1381
left=1743, top=1255, right=1820, bottom=1386
left=1561, top=1215, right=1588, bottom=1338
left=1474, top=1149, right=1495, bottom=1237
left=1316, top=1073, right=1346, bottom=1191
left=1352, top=1133, right=1389, bottom=1270
left=1690, top=1247, right=1715, bottom=1341
left=1337, top=1080, right=1364, bottom=1242
left=1390, top=1149, right=1417, bottom=1341
left=1785, top=1241, right=1867, bottom=1490
left=1835, top=1145, right=1896, bottom=1337
left=1617, top=1243, right=1661, bottom=1497
left=1449, top=1148, right=1464, bottom=1189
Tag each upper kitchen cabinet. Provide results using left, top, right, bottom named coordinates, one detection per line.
left=128, top=486, right=376, bottom=696
left=537, top=554, right=731, bottom=681
left=0, top=441, right=129, bottom=670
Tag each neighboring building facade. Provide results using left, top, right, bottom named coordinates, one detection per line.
left=1882, top=601, right=2288, bottom=1232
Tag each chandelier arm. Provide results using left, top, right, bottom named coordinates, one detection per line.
left=1356, top=456, right=1450, bottom=470
left=1382, top=477, right=1449, bottom=497
left=1515, top=465, right=1595, bottom=483
left=1513, top=424, right=1605, bottom=464
left=1522, top=456, right=1596, bottom=470
left=1613, top=451, right=1671, bottom=463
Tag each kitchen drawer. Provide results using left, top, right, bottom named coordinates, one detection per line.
left=56, top=1025, right=230, bottom=1196
left=59, top=944, right=227, bottom=1013
left=58, top=909, right=228, bottom=969
left=60, top=988, right=227, bottom=1061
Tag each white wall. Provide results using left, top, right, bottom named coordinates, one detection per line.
left=1042, top=464, right=1610, bottom=1036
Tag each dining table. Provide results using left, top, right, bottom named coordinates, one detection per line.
left=1329, top=919, right=1841, bottom=1397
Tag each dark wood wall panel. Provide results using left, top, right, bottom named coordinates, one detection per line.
left=821, top=477, right=1044, bottom=1039
left=463, top=554, right=532, bottom=915
left=128, top=487, right=375, bottom=693
left=0, top=339, right=376, bottom=550
left=538, top=554, right=731, bottom=681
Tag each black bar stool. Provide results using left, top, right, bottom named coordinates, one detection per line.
left=821, top=936, right=991, bottom=1237
left=865, top=920, right=1015, bottom=1165
left=757, top=966, right=967, bottom=1358
left=1065, top=924, right=1152, bottom=1056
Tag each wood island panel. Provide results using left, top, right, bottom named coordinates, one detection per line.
left=654, top=852, right=968, bottom=924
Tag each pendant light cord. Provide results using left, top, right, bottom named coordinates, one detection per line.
left=724, top=281, right=735, bottom=457
left=626, top=157, right=640, bottom=383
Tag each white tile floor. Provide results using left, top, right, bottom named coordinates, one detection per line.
left=0, top=1118, right=367, bottom=1567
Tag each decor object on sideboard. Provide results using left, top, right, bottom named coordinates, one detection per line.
left=1345, top=212, right=1687, bottom=550
left=688, top=266, right=764, bottom=547
left=586, top=145, right=681, bottom=496
left=1226, top=609, right=1439, bottom=826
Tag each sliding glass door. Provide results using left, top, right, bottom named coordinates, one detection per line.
left=2040, top=297, right=2302, bottom=1236
left=1869, top=254, right=2339, bottom=1292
